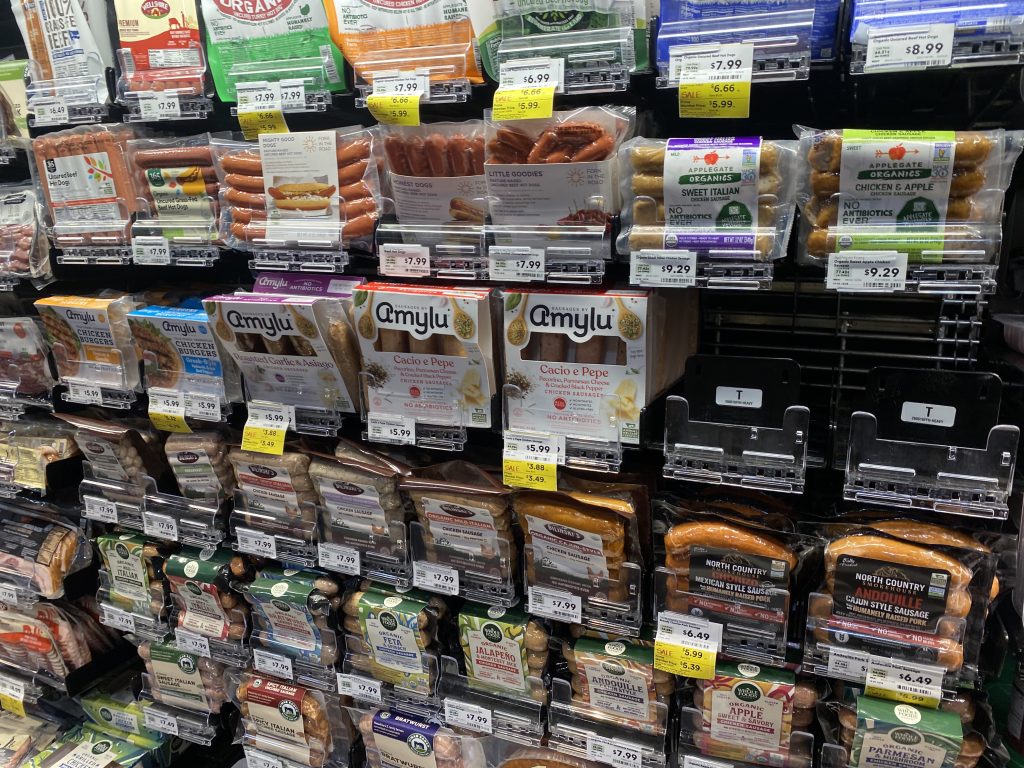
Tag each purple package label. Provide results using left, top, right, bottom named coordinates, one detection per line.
left=372, top=710, right=440, bottom=747
left=253, top=273, right=364, bottom=297
left=666, top=137, right=763, bottom=151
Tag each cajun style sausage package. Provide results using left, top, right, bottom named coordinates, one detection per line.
left=113, top=0, right=205, bottom=97
left=0, top=185, right=51, bottom=287
left=200, top=0, right=346, bottom=102
left=380, top=122, right=487, bottom=225
left=500, top=287, right=697, bottom=445
left=485, top=107, right=634, bottom=228
left=617, top=137, right=799, bottom=262
left=795, top=128, right=1024, bottom=266
left=353, top=283, right=496, bottom=431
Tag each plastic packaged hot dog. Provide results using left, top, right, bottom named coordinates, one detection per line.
left=0, top=184, right=51, bottom=288
left=113, top=0, right=206, bottom=97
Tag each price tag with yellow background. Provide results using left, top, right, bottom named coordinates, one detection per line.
left=236, top=82, right=288, bottom=140
left=493, top=58, right=562, bottom=121
left=367, top=72, right=429, bottom=126
left=502, top=430, right=563, bottom=490
left=241, top=401, right=293, bottom=455
left=673, top=43, right=753, bottom=119
left=654, top=611, right=723, bottom=679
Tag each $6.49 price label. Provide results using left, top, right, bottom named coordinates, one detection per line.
left=653, top=611, right=722, bottom=679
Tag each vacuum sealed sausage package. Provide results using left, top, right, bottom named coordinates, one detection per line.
left=357, top=707, right=487, bottom=768
left=137, top=638, right=228, bottom=714
left=617, top=137, right=799, bottom=264
left=457, top=602, right=549, bottom=695
left=795, top=128, right=1024, bottom=276
left=0, top=185, right=51, bottom=288
left=96, top=533, right=172, bottom=639
left=0, top=316, right=55, bottom=406
left=0, top=507, right=88, bottom=600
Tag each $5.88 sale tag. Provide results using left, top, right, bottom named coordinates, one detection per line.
left=241, top=402, right=292, bottom=455
left=674, top=43, right=753, bottom=119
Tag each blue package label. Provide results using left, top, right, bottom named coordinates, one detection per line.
left=812, top=0, right=842, bottom=58
left=127, top=305, right=225, bottom=386
left=849, top=0, right=1024, bottom=43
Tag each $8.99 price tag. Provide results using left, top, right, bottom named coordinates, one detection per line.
left=674, top=43, right=753, bottom=119
left=865, top=24, right=954, bottom=72
left=654, top=611, right=722, bottom=679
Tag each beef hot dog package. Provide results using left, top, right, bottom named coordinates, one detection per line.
left=379, top=121, right=487, bottom=225
left=126, top=135, right=218, bottom=238
left=0, top=185, right=51, bottom=287
left=113, top=0, right=205, bottom=96
left=13, top=0, right=113, bottom=94
left=795, top=127, right=1024, bottom=267
left=617, top=136, right=799, bottom=262
left=485, top=106, right=634, bottom=227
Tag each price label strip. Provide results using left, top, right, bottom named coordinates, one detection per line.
left=865, top=657, right=943, bottom=708
left=367, top=73, right=426, bottom=126
left=528, top=586, right=582, bottom=624
left=675, top=43, right=753, bottom=119
left=144, top=707, right=179, bottom=736
left=241, top=402, right=292, bottom=455
left=143, top=511, right=179, bottom=542
left=337, top=673, right=383, bottom=704
left=236, top=82, right=288, bottom=140
left=254, top=649, right=293, bottom=680
left=319, top=542, right=361, bottom=576
left=630, top=250, right=697, bottom=287
left=246, top=750, right=283, bottom=768
left=653, top=611, right=722, bottom=679
left=68, top=381, right=103, bottom=405
left=185, top=392, right=221, bottom=421
left=502, top=431, right=562, bottom=490
left=488, top=246, right=546, bottom=282
left=444, top=698, right=493, bottom=734
left=102, top=605, right=136, bottom=633
left=413, top=561, right=459, bottom=596
left=492, top=85, right=556, bottom=122
left=148, top=390, right=190, bottom=434
left=587, top=735, right=643, bottom=768
left=132, top=235, right=171, bottom=266
left=84, top=495, right=119, bottom=524
left=500, top=57, right=564, bottom=91
left=137, top=92, right=181, bottom=121
left=865, top=23, right=955, bottom=72
left=33, top=98, right=69, bottom=127
left=826, top=251, right=908, bottom=293
left=175, top=629, right=211, bottom=658
left=379, top=243, right=431, bottom=277
left=367, top=413, right=416, bottom=445
left=0, top=676, right=25, bottom=717
left=235, top=527, right=278, bottom=560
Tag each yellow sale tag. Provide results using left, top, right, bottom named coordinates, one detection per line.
left=492, top=86, right=555, bottom=121
left=0, top=691, right=24, bottom=718
left=864, top=658, right=943, bottom=708
left=367, top=94, right=421, bottom=126
left=237, top=109, right=288, bottom=140
left=653, top=638, right=716, bottom=679
left=241, top=426, right=286, bottom=455
left=149, top=410, right=191, bottom=434
left=678, top=81, right=751, bottom=118
left=503, top=457, right=556, bottom=491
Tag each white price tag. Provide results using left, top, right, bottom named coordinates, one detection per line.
left=0, top=584, right=18, bottom=606
left=84, top=495, right=118, bottom=524
left=185, top=392, right=221, bottom=421
left=236, top=82, right=282, bottom=113
left=672, top=42, right=753, bottom=83
left=499, top=57, right=564, bottom=92
left=278, top=80, right=307, bottom=111
left=235, top=527, right=277, bottom=560
left=866, top=657, right=944, bottom=706
left=175, top=629, right=211, bottom=658
left=488, top=246, right=545, bottom=282
left=367, top=413, right=416, bottom=445
left=444, top=698, right=492, bottom=734
left=380, top=243, right=431, bottom=277
left=865, top=24, right=954, bottom=72
left=337, top=673, right=383, bottom=704
left=656, top=612, right=723, bottom=652
left=111, top=709, right=140, bottom=734
left=630, top=250, right=697, bottom=287
left=528, top=586, right=581, bottom=624
left=587, top=735, right=643, bottom=768
left=143, top=512, right=179, bottom=542
left=826, top=646, right=871, bottom=680
left=144, top=707, right=179, bottom=736
left=245, top=750, right=283, bottom=768
left=68, top=382, right=103, bottom=405
left=827, top=251, right=908, bottom=292
left=102, top=605, right=136, bottom=633
left=0, top=677, right=24, bottom=705
left=254, top=649, right=293, bottom=680
left=33, top=98, right=68, bottom=126
left=137, top=92, right=181, bottom=121
left=132, top=236, right=171, bottom=265
left=149, top=389, right=184, bottom=415
left=247, top=401, right=294, bottom=431
left=318, top=542, right=360, bottom=576
left=503, top=431, right=565, bottom=466
left=372, top=72, right=430, bottom=99
left=683, top=757, right=732, bottom=768
left=413, top=561, right=459, bottom=596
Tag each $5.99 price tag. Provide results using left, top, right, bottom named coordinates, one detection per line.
left=148, top=389, right=191, bottom=434
left=367, top=413, right=416, bottom=445
left=630, top=250, right=697, bottom=287
left=235, top=82, right=288, bottom=140
left=492, top=85, right=555, bottom=122
left=654, top=611, right=722, bottom=679
left=241, top=402, right=292, bottom=455
left=674, top=43, right=753, bottom=119
left=367, top=72, right=427, bottom=126
left=864, top=657, right=943, bottom=708
left=502, top=431, right=562, bottom=490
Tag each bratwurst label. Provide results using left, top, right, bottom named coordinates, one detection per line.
left=832, top=555, right=951, bottom=632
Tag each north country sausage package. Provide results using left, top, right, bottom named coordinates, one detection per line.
left=200, top=0, right=346, bottom=102
left=353, top=283, right=496, bottom=430
left=203, top=293, right=360, bottom=414
left=795, top=127, right=1024, bottom=264
left=500, top=287, right=697, bottom=444
left=617, top=136, right=799, bottom=261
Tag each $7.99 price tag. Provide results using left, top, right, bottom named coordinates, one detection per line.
left=654, top=611, right=722, bottom=679
left=444, top=698, right=492, bottom=734
left=587, top=735, right=643, bottom=768
left=674, top=43, right=753, bottom=119
left=367, top=72, right=427, bottom=126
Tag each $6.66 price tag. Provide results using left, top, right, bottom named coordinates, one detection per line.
left=654, top=611, right=722, bottom=679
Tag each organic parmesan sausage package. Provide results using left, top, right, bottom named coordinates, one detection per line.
left=617, top=136, right=799, bottom=262
left=485, top=107, right=634, bottom=227
left=500, top=287, right=697, bottom=445
left=795, top=127, right=1024, bottom=266
left=353, top=283, right=497, bottom=431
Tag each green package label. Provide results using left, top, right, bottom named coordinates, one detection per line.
left=852, top=698, right=962, bottom=768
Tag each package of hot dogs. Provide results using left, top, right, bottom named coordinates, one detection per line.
left=0, top=185, right=51, bottom=286
left=126, top=134, right=218, bottom=236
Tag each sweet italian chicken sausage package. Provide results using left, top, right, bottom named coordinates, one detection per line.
left=485, top=106, right=634, bottom=227
left=500, top=287, right=698, bottom=445
left=795, top=127, right=1024, bottom=266
left=617, top=136, right=799, bottom=261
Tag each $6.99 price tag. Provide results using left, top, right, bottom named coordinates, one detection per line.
left=864, top=657, right=943, bottom=708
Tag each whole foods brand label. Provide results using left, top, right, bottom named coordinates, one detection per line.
left=576, top=639, right=653, bottom=721
left=372, top=711, right=440, bottom=768
left=105, top=536, right=149, bottom=602
left=58, top=740, right=125, bottom=768
left=525, top=513, right=608, bottom=581
left=142, top=166, right=210, bottom=219
left=462, top=615, right=528, bottom=691
left=317, top=476, right=389, bottom=534
left=689, top=545, right=790, bottom=611
left=707, top=677, right=789, bottom=752
left=504, top=291, right=648, bottom=444
left=663, top=137, right=761, bottom=233
left=166, top=555, right=232, bottom=639
left=357, top=591, right=430, bottom=690
left=244, top=676, right=308, bottom=746
left=837, top=130, right=956, bottom=231
left=852, top=699, right=963, bottom=768
left=43, top=154, right=122, bottom=223
left=832, top=554, right=952, bottom=633
left=150, top=642, right=209, bottom=710
left=249, top=578, right=319, bottom=654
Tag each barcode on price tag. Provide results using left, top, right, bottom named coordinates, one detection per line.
left=185, top=393, right=221, bottom=421
left=278, top=80, right=307, bottom=110
left=504, top=431, right=564, bottom=465
left=0, top=676, right=25, bottom=718
left=865, top=24, right=954, bottom=72
left=865, top=657, right=943, bottom=707
left=254, top=649, right=293, bottom=680
left=137, top=92, right=181, bottom=121
left=237, top=82, right=281, bottom=113
left=148, top=389, right=190, bottom=433
left=500, top=57, right=564, bottom=92
left=372, top=72, right=430, bottom=98
left=175, top=629, right=211, bottom=658
left=84, top=496, right=118, bottom=524
left=488, top=246, right=546, bottom=282
left=144, top=707, right=179, bottom=736
left=110, top=709, right=140, bottom=734
left=630, top=250, right=697, bottom=287
left=68, top=382, right=103, bottom=405
left=826, top=646, right=871, bottom=680
left=380, top=243, right=431, bottom=277
left=102, top=605, right=136, bottom=633
left=235, top=527, right=277, bottom=559
left=444, top=698, right=492, bottom=733
left=319, top=542, right=360, bottom=576
left=132, top=236, right=171, bottom=265
left=245, top=749, right=283, bottom=768
left=414, top=561, right=459, bottom=595
left=528, top=586, right=581, bottom=623
left=367, top=413, right=416, bottom=445
left=337, top=673, right=383, bottom=703
left=241, top=401, right=292, bottom=455
left=587, top=735, right=643, bottom=768
left=827, top=251, right=907, bottom=292
left=673, top=43, right=753, bottom=119
left=143, top=511, right=179, bottom=542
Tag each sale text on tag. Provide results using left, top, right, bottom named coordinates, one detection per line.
left=503, top=431, right=561, bottom=490
left=236, top=83, right=288, bottom=139
left=654, top=611, right=721, bottom=679
left=148, top=389, right=190, bottom=434
left=492, top=86, right=555, bottom=122
left=242, top=402, right=292, bottom=455
left=674, top=43, right=753, bottom=119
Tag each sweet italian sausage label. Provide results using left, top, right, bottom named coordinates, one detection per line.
left=44, top=154, right=122, bottom=223
left=524, top=513, right=609, bottom=581
left=371, top=711, right=440, bottom=768
left=838, top=130, right=956, bottom=229
left=244, top=678, right=308, bottom=746
left=485, top=161, right=615, bottom=227
left=391, top=173, right=488, bottom=225
left=663, top=137, right=761, bottom=232
left=317, top=477, right=388, bottom=534
left=462, top=617, right=528, bottom=691
left=688, top=545, right=790, bottom=611
left=832, top=554, right=951, bottom=632
left=149, top=643, right=209, bottom=710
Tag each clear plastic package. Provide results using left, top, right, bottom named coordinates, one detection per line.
left=0, top=505, right=89, bottom=604
left=96, top=533, right=173, bottom=641
left=0, top=185, right=51, bottom=289
left=165, top=431, right=236, bottom=505
left=356, top=708, right=488, bottom=768
left=137, top=638, right=229, bottom=714
left=0, top=419, right=80, bottom=495
left=0, top=317, right=55, bottom=417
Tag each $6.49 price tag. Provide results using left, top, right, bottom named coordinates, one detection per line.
left=654, top=611, right=722, bottom=679
left=865, top=657, right=943, bottom=708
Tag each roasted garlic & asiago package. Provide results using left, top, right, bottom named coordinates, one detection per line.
left=353, top=283, right=496, bottom=429
left=501, top=288, right=697, bottom=444
left=203, top=293, right=361, bottom=415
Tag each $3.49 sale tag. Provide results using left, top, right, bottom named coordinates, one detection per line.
left=674, top=43, right=753, bottom=119
left=502, top=431, right=561, bottom=490
left=241, top=402, right=292, bottom=455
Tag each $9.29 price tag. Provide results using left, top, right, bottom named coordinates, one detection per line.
left=630, top=250, right=697, bottom=287
left=674, top=43, right=753, bottom=119
left=654, top=611, right=722, bottom=679
left=826, top=251, right=908, bottom=293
